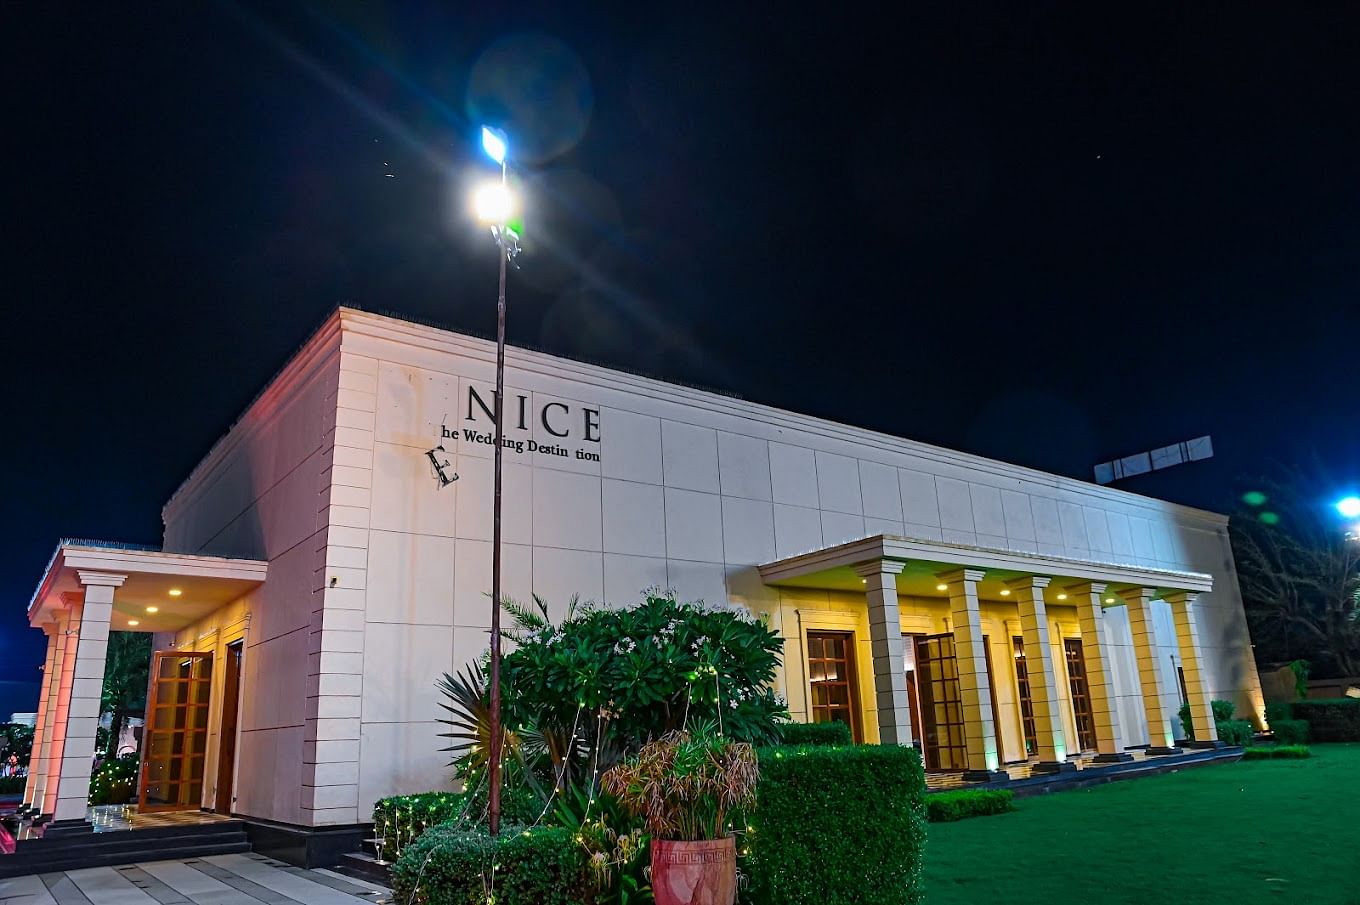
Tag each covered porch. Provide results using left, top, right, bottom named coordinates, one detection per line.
left=758, top=534, right=1223, bottom=782
left=19, top=540, right=266, bottom=834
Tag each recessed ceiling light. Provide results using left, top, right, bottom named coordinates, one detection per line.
left=146, top=606, right=159, bottom=614
left=1056, top=593, right=1068, bottom=600
left=1000, top=589, right=1011, bottom=596
left=860, top=578, right=866, bottom=584
left=1104, top=597, right=1115, bottom=604
left=128, top=620, right=139, bottom=626
left=936, top=583, right=948, bottom=591
left=168, top=588, right=182, bottom=597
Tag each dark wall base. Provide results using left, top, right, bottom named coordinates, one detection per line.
left=241, top=817, right=372, bottom=869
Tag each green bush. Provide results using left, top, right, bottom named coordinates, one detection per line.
left=776, top=721, right=852, bottom=747
left=1292, top=699, right=1360, bottom=742
left=1270, top=719, right=1310, bottom=745
left=1211, top=699, right=1236, bottom=722
left=1265, top=701, right=1294, bottom=724
left=373, top=786, right=543, bottom=859
left=1216, top=720, right=1255, bottom=747
left=1242, top=745, right=1311, bottom=760
left=391, top=823, right=594, bottom=905
left=0, top=775, right=25, bottom=794
left=1178, top=702, right=1194, bottom=739
left=926, top=789, right=1015, bottom=823
left=746, top=744, right=927, bottom=905
left=88, top=754, right=139, bottom=805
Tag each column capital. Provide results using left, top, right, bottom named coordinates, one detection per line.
left=76, top=571, right=127, bottom=588
left=58, top=591, right=85, bottom=609
left=937, top=567, right=985, bottom=584
left=1116, top=586, right=1156, bottom=605
left=1162, top=590, right=1199, bottom=606
left=852, top=559, right=906, bottom=577
left=1063, top=581, right=1108, bottom=597
left=1004, top=575, right=1052, bottom=592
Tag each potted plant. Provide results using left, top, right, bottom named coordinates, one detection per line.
left=602, top=729, right=758, bottom=905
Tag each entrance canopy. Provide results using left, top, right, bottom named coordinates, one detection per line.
left=28, top=539, right=268, bottom=633
left=757, top=533, right=1213, bottom=598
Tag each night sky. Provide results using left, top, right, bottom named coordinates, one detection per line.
left=3, top=2, right=1358, bottom=717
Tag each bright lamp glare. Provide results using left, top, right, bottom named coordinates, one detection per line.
left=481, top=126, right=507, bottom=164
left=1337, top=496, right=1360, bottom=519
left=472, top=182, right=516, bottom=224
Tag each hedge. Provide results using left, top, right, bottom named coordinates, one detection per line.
left=391, top=823, right=594, bottom=905
left=0, top=775, right=25, bottom=794
left=1264, top=701, right=1294, bottom=724
left=926, top=789, right=1014, bottom=823
left=1216, top=720, right=1255, bottom=747
left=1242, top=745, right=1311, bottom=760
left=1269, top=719, right=1310, bottom=745
left=746, top=744, right=927, bottom=905
left=1291, top=699, right=1360, bottom=742
left=776, top=721, right=853, bottom=747
left=373, top=785, right=543, bottom=857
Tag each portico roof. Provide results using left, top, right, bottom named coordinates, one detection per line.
left=28, top=539, right=268, bottom=633
left=757, top=534, right=1213, bottom=600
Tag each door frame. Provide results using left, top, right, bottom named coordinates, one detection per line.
left=214, top=640, right=245, bottom=814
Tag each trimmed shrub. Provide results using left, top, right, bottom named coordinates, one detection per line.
left=1216, top=719, right=1255, bottom=747
left=1292, top=699, right=1360, bottom=742
left=926, top=789, right=1015, bottom=823
left=1264, top=701, right=1294, bottom=724
left=1243, top=745, right=1311, bottom=760
left=746, top=744, right=927, bottom=905
left=1270, top=719, right=1310, bottom=745
left=776, top=721, right=852, bottom=747
left=1178, top=702, right=1194, bottom=739
left=1211, top=699, right=1236, bottom=722
left=372, top=786, right=543, bottom=858
left=0, top=775, right=25, bottom=794
left=88, top=754, right=139, bottom=805
left=391, top=823, right=594, bottom=905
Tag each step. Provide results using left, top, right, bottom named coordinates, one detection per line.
left=333, top=851, right=392, bottom=887
left=16, top=820, right=247, bottom=853
left=0, top=839, right=252, bottom=879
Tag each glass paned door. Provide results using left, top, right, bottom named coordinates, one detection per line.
left=1013, top=636, right=1039, bottom=756
left=139, top=651, right=213, bottom=813
left=807, top=631, right=860, bottom=741
left=1063, top=639, right=1098, bottom=752
left=916, top=633, right=969, bottom=771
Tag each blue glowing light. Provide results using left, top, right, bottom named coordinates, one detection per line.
left=1337, top=496, right=1360, bottom=519
left=481, top=126, right=507, bottom=164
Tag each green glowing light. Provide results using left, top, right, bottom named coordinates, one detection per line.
left=1259, top=511, right=1280, bottom=525
left=1241, top=490, right=1267, bottom=507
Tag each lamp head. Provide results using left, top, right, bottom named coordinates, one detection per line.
left=472, top=180, right=517, bottom=225
left=1337, top=496, right=1360, bottom=519
left=481, top=126, right=507, bottom=165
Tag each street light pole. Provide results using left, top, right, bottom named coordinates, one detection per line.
left=487, top=150, right=507, bottom=837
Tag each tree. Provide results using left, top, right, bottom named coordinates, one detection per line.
left=1231, top=467, right=1360, bottom=677
left=100, top=632, right=152, bottom=759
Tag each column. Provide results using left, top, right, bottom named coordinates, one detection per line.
left=939, top=568, right=1007, bottom=781
left=853, top=560, right=913, bottom=746
left=1068, top=582, right=1132, bottom=762
left=1118, top=587, right=1181, bottom=753
left=48, top=571, right=123, bottom=831
left=21, top=623, right=60, bottom=815
left=1005, top=576, right=1071, bottom=771
left=1165, top=592, right=1221, bottom=746
left=41, top=599, right=82, bottom=820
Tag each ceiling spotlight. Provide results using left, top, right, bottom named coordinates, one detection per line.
left=1056, top=593, right=1068, bottom=600
left=128, top=620, right=139, bottom=627
left=1000, top=589, right=1011, bottom=596
left=146, top=606, right=159, bottom=614
left=936, top=583, right=948, bottom=591
left=1104, top=597, right=1115, bottom=604
left=168, top=588, right=182, bottom=597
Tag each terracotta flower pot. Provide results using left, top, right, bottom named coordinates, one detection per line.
left=651, top=836, right=737, bottom=905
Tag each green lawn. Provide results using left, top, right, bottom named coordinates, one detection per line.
left=925, top=744, right=1360, bottom=905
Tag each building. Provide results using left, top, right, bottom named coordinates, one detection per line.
left=18, top=308, right=1264, bottom=856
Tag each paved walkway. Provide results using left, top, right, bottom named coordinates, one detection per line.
left=0, top=854, right=391, bottom=905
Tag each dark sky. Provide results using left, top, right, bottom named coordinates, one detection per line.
left=3, top=1, right=1358, bottom=716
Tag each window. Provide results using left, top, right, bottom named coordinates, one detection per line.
left=807, top=631, right=860, bottom=741
left=1012, top=636, right=1038, bottom=756
left=1064, top=638, right=1098, bottom=752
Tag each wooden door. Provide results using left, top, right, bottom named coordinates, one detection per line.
left=1064, top=639, right=1098, bottom=752
left=806, top=631, right=861, bottom=741
left=1012, top=636, right=1039, bottom=757
left=916, top=633, right=968, bottom=771
left=139, top=651, right=213, bottom=813
left=215, top=641, right=243, bottom=814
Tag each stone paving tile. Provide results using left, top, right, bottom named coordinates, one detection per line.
left=109, top=869, right=188, bottom=905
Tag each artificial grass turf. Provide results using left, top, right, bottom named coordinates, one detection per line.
left=924, top=744, right=1360, bottom=905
